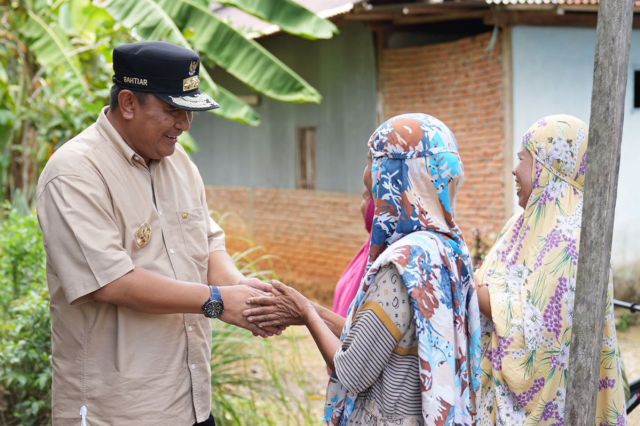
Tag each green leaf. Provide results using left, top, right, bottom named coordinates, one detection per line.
left=155, top=0, right=322, bottom=103
left=20, top=8, right=88, bottom=94
left=100, top=0, right=260, bottom=125
left=213, top=84, right=260, bottom=126
left=0, top=61, right=7, bottom=84
left=57, top=2, right=74, bottom=35
left=0, top=122, right=14, bottom=158
left=59, top=0, right=113, bottom=43
left=178, top=131, right=198, bottom=153
left=220, top=0, right=338, bottom=40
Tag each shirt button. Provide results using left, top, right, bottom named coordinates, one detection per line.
left=169, top=248, right=175, bottom=254
left=190, top=364, right=196, bottom=370
left=188, top=326, right=193, bottom=332
left=158, top=210, right=163, bottom=216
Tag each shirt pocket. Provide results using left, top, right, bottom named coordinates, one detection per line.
left=177, top=207, right=209, bottom=267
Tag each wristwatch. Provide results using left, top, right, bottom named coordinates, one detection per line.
left=201, top=285, right=224, bottom=318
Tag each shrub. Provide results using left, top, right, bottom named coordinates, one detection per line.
left=0, top=289, right=51, bottom=426
left=0, top=206, right=46, bottom=319
left=0, top=207, right=50, bottom=425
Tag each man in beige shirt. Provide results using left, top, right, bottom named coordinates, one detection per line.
left=37, top=41, right=271, bottom=425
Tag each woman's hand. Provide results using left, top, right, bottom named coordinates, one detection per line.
left=246, top=280, right=340, bottom=369
left=218, top=284, right=277, bottom=337
left=243, top=280, right=314, bottom=328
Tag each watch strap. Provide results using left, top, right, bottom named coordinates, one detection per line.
left=201, top=285, right=224, bottom=318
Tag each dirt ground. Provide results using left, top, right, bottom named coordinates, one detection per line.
left=284, top=321, right=640, bottom=424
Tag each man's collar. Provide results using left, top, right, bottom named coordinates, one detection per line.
left=97, top=107, right=147, bottom=167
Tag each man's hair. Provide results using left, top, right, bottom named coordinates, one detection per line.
left=109, top=85, right=150, bottom=110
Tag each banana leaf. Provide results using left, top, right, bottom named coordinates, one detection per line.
left=155, top=0, right=322, bottom=104
left=20, top=8, right=88, bottom=95
left=213, top=84, right=260, bottom=126
left=221, top=0, right=338, bottom=40
left=178, top=131, right=198, bottom=153
left=100, top=0, right=260, bottom=125
left=58, top=0, right=116, bottom=44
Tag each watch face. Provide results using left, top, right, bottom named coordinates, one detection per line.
left=204, top=300, right=224, bottom=318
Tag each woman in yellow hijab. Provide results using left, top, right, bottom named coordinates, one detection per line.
left=475, top=115, right=627, bottom=425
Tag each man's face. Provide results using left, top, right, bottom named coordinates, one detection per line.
left=127, top=95, right=193, bottom=163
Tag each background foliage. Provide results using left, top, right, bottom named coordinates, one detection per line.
left=0, top=0, right=335, bottom=204
left=0, top=205, right=50, bottom=425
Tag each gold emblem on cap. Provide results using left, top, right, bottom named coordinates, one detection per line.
left=183, top=75, right=199, bottom=91
left=135, top=223, right=152, bottom=248
left=189, top=60, right=198, bottom=76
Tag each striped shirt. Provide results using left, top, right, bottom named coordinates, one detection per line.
left=334, top=265, right=423, bottom=425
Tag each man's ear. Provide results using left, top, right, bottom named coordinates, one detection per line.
left=117, top=90, right=136, bottom=120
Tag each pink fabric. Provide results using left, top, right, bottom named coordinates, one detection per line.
left=331, top=198, right=374, bottom=316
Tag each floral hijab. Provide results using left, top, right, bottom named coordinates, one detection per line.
left=476, top=115, right=627, bottom=425
left=324, top=113, right=482, bottom=425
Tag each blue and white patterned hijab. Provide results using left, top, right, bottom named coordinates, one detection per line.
left=324, top=113, right=482, bottom=426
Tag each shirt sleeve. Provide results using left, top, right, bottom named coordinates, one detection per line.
left=207, top=217, right=225, bottom=253
left=37, top=174, right=134, bottom=304
left=333, top=264, right=412, bottom=394
left=193, top=160, right=225, bottom=253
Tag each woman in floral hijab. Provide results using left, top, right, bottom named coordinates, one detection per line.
left=245, top=113, right=481, bottom=425
left=475, top=115, right=627, bottom=425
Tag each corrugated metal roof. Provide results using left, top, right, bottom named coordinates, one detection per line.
left=486, top=0, right=640, bottom=5
left=213, top=0, right=361, bottom=39
left=216, top=0, right=638, bottom=38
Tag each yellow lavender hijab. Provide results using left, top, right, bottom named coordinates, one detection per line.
left=476, top=115, right=627, bottom=425
left=324, top=113, right=481, bottom=425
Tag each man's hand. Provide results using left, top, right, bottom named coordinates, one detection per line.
left=243, top=280, right=314, bottom=328
left=218, top=284, right=281, bottom=337
left=238, top=277, right=273, bottom=293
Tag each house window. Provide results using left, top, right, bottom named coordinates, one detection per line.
left=296, top=127, right=316, bottom=190
left=635, top=70, right=640, bottom=109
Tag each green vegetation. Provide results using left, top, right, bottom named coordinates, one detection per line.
left=0, top=205, right=51, bottom=425
left=616, top=312, right=636, bottom=332
left=0, top=288, right=51, bottom=426
left=0, top=208, right=321, bottom=425
left=0, top=0, right=336, bottom=203
left=0, top=206, right=46, bottom=319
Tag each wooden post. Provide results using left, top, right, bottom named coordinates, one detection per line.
left=564, top=0, right=634, bottom=424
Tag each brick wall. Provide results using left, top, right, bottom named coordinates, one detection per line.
left=380, top=31, right=509, bottom=236
left=206, top=32, right=509, bottom=306
left=206, top=187, right=368, bottom=306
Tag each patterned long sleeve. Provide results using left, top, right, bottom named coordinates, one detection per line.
left=333, top=265, right=422, bottom=417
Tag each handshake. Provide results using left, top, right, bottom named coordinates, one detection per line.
left=217, top=278, right=315, bottom=337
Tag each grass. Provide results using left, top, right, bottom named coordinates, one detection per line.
left=210, top=323, right=325, bottom=425
left=212, top=211, right=326, bottom=425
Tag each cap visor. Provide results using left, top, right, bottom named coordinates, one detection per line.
left=157, top=91, right=219, bottom=111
